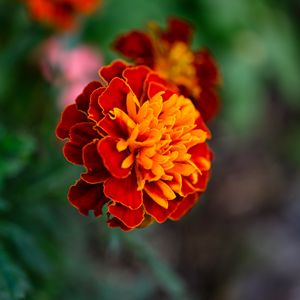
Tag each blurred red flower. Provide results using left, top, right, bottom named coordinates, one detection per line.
left=114, top=18, right=221, bottom=121
left=56, top=60, right=213, bottom=231
left=24, top=0, right=100, bottom=29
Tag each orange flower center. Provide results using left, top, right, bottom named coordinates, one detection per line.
left=154, top=42, right=200, bottom=98
left=111, top=91, right=208, bottom=208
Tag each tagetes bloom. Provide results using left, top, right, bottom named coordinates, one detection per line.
left=25, top=0, right=100, bottom=29
left=114, top=18, right=220, bottom=122
left=56, top=60, right=213, bottom=231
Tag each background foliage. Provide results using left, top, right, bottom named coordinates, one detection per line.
left=0, top=0, right=300, bottom=299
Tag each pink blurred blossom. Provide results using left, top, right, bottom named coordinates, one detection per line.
left=40, top=37, right=103, bottom=108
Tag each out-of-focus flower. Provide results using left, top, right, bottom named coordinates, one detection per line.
left=40, top=37, right=103, bottom=108
left=24, top=0, right=100, bottom=30
left=56, top=60, right=213, bottom=231
left=114, top=18, right=221, bottom=122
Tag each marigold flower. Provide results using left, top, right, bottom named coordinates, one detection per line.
left=114, top=17, right=221, bottom=121
left=24, top=0, right=100, bottom=29
left=56, top=60, right=213, bottom=231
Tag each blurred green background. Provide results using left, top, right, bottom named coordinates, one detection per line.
left=1, top=0, right=300, bottom=299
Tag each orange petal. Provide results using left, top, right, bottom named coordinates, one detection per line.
left=143, top=193, right=181, bottom=223
left=144, top=181, right=176, bottom=209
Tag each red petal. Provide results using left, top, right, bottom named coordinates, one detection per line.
left=56, top=104, right=87, bottom=139
left=193, top=170, right=211, bottom=191
left=81, top=140, right=110, bottom=183
left=143, top=194, right=180, bottom=223
left=195, top=88, right=220, bottom=122
left=76, top=81, right=103, bottom=113
left=145, top=73, right=178, bottom=100
left=108, top=203, right=144, bottom=228
left=68, top=179, right=108, bottom=217
left=169, top=193, right=199, bottom=221
left=104, top=173, right=142, bottom=210
left=98, top=60, right=128, bottom=84
left=114, top=31, right=155, bottom=67
left=107, top=217, right=132, bottom=231
left=63, top=142, right=84, bottom=165
left=123, top=66, right=150, bottom=99
left=194, top=49, right=220, bottom=86
left=63, top=122, right=99, bottom=165
left=97, top=136, right=131, bottom=178
left=161, top=17, right=193, bottom=45
left=98, top=77, right=129, bottom=114
left=98, top=114, right=129, bottom=140
left=189, top=143, right=213, bottom=170
left=147, top=81, right=175, bottom=101
left=181, top=177, right=196, bottom=196
left=195, top=116, right=211, bottom=139
left=88, top=87, right=106, bottom=123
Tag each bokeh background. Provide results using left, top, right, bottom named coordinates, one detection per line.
left=1, top=0, right=300, bottom=299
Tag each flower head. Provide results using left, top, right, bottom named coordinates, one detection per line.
left=114, top=17, right=221, bottom=121
left=25, top=0, right=100, bottom=29
left=56, top=60, right=213, bottom=231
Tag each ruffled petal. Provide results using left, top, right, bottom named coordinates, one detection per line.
left=195, top=88, right=220, bottom=122
left=88, top=87, right=106, bottom=123
left=98, top=77, right=129, bottom=114
left=108, top=202, right=145, bottom=228
left=97, top=136, right=131, bottom=178
left=68, top=179, right=108, bottom=217
left=98, top=60, right=128, bottom=84
left=144, top=181, right=176, bottom=209
left=114, top=31, right=155, bottom=67
left=147, top=82, right=175, bottom=101
left=145, top=73, right=177, bottom=100
left=194, top=49, right=220, bottom=86
left=63, top=122, right=98, bottom=165
left=107, top=217, right=132, bottom=231
left=56, top=104, right=87, bottom=139
left=81, top=140, right=110, bottom=183
left=104, top=173, right=142, bottom=210
left=193, top=170, right=210, bottom=191
left=161, top=17, right=193, bottom=44
left=76, top=81, right=103, bottom=113
left=143, top=193, right=180, bottom=223
left=181, top=176, right=197, bottom=196
left=169, top=193, right=199, bottom=221
left=189, top=143, right=213, bottom=171
left=195, top=116, right=211, bottom=139
left=123, top=65, right=151, bottom=99
left=98, top=114, right=129, bottom=140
